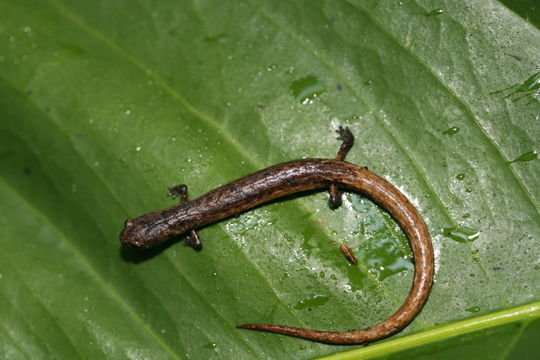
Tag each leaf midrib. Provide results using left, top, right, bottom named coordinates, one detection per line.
left=318, top=301, right=540, bottom=360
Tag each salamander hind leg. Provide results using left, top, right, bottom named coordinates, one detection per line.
left=168, top=184, right=203, bottom=251
left=328, top=126, right=355, bottom=209
left=335, top=126, right=354, bottom=161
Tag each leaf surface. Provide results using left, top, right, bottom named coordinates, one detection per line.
left=0, top=0, right=539, bottom=359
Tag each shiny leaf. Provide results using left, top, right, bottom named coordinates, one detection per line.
left=1, top=0, right=539, bottom=359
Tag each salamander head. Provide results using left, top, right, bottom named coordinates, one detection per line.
left=120, top=214, right=172, bottom=249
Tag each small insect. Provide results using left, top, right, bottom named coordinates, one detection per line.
left=340, top=244, right=358, bottom=265
left=120, top=127, right=434, bottom=344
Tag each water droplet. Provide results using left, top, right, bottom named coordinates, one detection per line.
left=465, top=187, right=473, bottom=193
left=442, top=126, right=460, bottom=135
left=425, top=9, right=444, bottom=17
left=267, top=63, right=278, bottom=71
left=456, top=173, right=465, bottom=180
left=465, top=306, right=480, bottom=313
left=443, top=226, right=480, bottom=243
left=285, top=66, right=295, bottom=75
left=509, top=150, right=537, bottom=163
left=294, top=294, right=330, bottom=310
left=350, top=195, right=413, bottom=280
left=290, top=75, right=326, bottom=104
left=125, top=109, right=131, bottom=115
left=203, top=343, right=217, bottom=350
left=135, top=146, right=142, bottom=152
left=9, top=36, right=16, bottom=43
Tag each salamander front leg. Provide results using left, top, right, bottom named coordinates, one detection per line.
left=328, top=126, right=355, bottom=209
left=168, top=184, right=203, bottom=251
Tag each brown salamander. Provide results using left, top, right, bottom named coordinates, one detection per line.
left=120, top=127, right=434, bottom=344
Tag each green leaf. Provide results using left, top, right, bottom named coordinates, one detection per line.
left=0, top=0, right=539, bottom=359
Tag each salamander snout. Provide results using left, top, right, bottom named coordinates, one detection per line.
left=120, top=219, right=146, bottom=248
left=120, top=215, right=173, bottom=249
